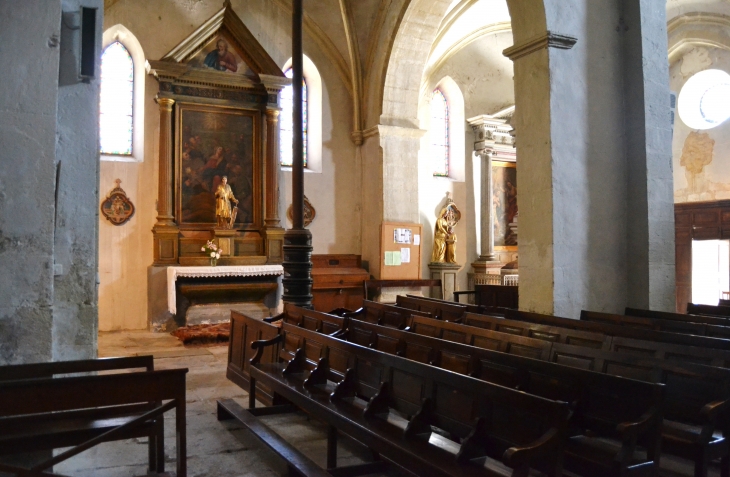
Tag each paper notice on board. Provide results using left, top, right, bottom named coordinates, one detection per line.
left=400, top=248, right=410, bottom=263
left=394, top=228, right=412, bottom=244
left=392, top=251, right=402, bottom=265
left=414, top=234, right=420, bottom=245
left=385, top=251, right=394, bottom=266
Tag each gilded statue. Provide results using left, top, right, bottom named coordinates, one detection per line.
left=431, top=193, right=461, bottom=264
left=215, top=176, right=238, bottom=228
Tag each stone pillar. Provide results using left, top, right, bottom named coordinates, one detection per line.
left=478, top=151, right=496, bottom=262
left=622, top=0, right=676, bottom=311
left=152, top=96, right=179, bottom=265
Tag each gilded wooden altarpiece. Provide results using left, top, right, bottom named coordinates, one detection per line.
left=147, top=3, right=288, bottom=267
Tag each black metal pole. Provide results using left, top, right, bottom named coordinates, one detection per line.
left=282, top=0, right=313, bottom=308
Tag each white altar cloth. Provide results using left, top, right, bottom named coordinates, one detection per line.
left=167, top=265, right=284, bottom=314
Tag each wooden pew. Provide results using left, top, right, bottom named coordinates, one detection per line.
left=406, top=294, right=486, bottom=314
left=626, top=307, right=730, bottom=327
left=409, top=315, right=552, bottom=360
left=506, top=309, right=730, bottom=351
left=249, top=321, right=571, bottom=477
left=461, top=312, right=612, bottom=350
left=689, top=303, right=730, bottom=318
left=581, top=310, right=712, bottom=335
left=395, top=295, right=467, bottom=322
left=343, top=299, right=431, bottom=329
left=283, top=302, right=346, bottom=335
left=0, top=357, right=187, bottom=476
left=228, top=310, right=282, bottom=406
left=287, top=311, right=665, bottom=477
left=342, top=315, right=721, bottom=477
left=547, top=343, right=730, bottom=477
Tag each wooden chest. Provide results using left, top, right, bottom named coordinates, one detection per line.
left=311, top=255, right=369, bottom=312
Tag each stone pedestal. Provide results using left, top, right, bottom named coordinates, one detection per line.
left=470, top=259, right=504, bottom=286
left=428, top=262, right=462, bottom=301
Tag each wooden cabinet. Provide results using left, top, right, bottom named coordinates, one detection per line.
left=311, top=255, right=369, bottom=312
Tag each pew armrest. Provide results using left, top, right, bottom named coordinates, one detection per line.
left=700, top=399, right=728, bottom=425
left=263, top=313, right=284, bottom=323
left=342, top=308, right=365, bottom=318
left=502, top=427, right=562, bottom=469
left=250, top=334, right=283, bottom=365
left=617, top=408, right=661, bottom=441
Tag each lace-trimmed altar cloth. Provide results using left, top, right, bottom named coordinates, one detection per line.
left=167, top=265, right=284, bottom=314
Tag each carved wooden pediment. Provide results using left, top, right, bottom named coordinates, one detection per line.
left=148, top=2, right=288, bottom=93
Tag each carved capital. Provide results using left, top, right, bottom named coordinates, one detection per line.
left=156, top=96, right=175, bottom=111
left=265, top=108, right=280, bottom=122
left=350, top=130, right=364, bottom=146
left=503, top=31, right=578, bottom=61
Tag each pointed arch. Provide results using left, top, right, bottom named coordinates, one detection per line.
left=101, top=24, right=146, bottom=162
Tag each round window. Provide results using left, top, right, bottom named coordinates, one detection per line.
left=678, top=69, right=730, bottom=130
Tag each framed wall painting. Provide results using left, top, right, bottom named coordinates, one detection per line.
left=493, top=160, right=518, bottom=251
left=175, top=102, right=261, bottom=229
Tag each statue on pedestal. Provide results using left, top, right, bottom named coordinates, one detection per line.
left=431, top=193, right=461, bottom=264
left=215, top=176, right=238, bottom=229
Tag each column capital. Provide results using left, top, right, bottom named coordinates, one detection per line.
left=265, top=108, right=280, bottom=121
left=155, top=96, right=175, bottom=111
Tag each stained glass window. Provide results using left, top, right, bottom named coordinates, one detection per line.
left=431, top=89, right=450, bottom=177
left=100, top=42, right=134, bottom=155
left=280, top=68, right=308, bottom=167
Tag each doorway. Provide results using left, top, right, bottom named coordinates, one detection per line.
left=691, top=239, right=730, bottom=306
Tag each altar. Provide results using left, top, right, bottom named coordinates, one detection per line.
left=150, top=265, right=283, bottom=329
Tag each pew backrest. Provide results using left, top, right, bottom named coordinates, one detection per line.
left=395, top=295, right=466, bottom=322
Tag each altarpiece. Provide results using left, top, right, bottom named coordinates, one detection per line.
left=148, top=4, right=287, bottom=267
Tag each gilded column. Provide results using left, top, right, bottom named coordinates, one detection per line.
left=155, top=97, right=175, bottom=227
left=265, top=108, right=281, bottom=228
left=152, top=96, right=179, bottom=265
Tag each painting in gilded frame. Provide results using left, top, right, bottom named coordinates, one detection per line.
left=493, top=161, right=517, bottom=249
left=187, top=34, right=256, bottom=78
left=176, top=104, right=257, bottom=227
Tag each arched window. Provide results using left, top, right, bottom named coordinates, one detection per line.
left=280, top=68, right=308, bottom=167
left=101, top=25, right=145, bottom=162
left=100, top=42, right=134, bottom=156
left=280, top=55, right=322, bottom=172
left=431, top=89, right=450, bottom=177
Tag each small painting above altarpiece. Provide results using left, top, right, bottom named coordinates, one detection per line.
left=147, top=3, right=289, bottom=267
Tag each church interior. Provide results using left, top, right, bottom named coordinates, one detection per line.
left=4, top=0, right=730, bottom=475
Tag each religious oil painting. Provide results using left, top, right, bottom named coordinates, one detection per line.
left=188, top=35, right=255, bottom=78
left=177, top=105, right=256, bottom=227
left=493, top=161, right=518, bottom=248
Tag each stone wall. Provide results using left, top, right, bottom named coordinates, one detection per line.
left=672, top=47, right=730, bottom=203
left=0, top=0, right=101, bottom=363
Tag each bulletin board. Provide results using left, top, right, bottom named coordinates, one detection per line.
left=379, top=222, right=422, bottom=280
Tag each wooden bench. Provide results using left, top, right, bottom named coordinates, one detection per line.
left=546, top=343, right=730, bottom=477
left=395, top=294, right=467, bottom=321
left=248, top=321, right=571, bottom=477
left=340, top=314, right=722, bottom=477
left=461, top=312, right=612, bottom=350
left=506, top=309, right=730, bottom=351
left=342, top=299, right=431, bottom=329
left=409, top=315, right=552, bottom=360
left=228, top=310, right=282, bottom=406
left=689, top=303, right=730, bottom=318
left=0, top=356, right=187, bottom=476
left=626, top=307, right=730, bottom=327
left=282, top=302, right=346, bottom=335
left=289, top=310, right=665, bottom=477
left=580, top=310, right=719, bottom=335
left=406, top=294, right=486, bottom=314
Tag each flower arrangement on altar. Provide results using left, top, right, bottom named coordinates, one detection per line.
left=202, top=240, right=221, bottom=266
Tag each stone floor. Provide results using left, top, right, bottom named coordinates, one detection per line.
left=52, top=328, right=724, bottom=477
left=55, top=329, right=396, bottom=477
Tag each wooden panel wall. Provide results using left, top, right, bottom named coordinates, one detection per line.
left=675, top=200, right=730, bottom=313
